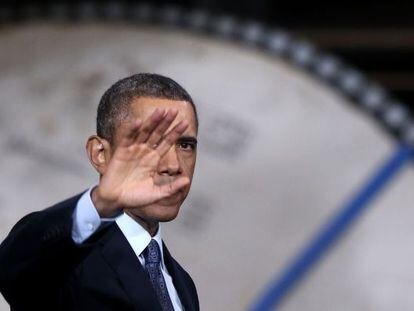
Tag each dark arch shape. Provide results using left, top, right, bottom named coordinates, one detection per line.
left=1, top=2, right=413, bottom=146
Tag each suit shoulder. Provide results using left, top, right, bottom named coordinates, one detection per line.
left=163, top=242, right=196, bottom=278
left=172, top=257, right=194, bottom=280
left=2, top=192, right=86, bottom=241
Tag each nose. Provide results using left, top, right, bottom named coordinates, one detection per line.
left=158, top=146, right=182, bottom=176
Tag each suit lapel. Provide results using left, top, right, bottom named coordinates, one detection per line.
left=99, top=225, right=162, bottom=311
left=163, top=242, right=196, bottom=311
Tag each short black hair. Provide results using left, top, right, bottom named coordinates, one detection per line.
left=97, top=73, right=198, bottom=143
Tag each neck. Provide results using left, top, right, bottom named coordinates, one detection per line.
left=125, top=211, right=159, bottom=237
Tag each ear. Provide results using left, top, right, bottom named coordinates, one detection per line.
left=86, top=135, right=112, bottom=175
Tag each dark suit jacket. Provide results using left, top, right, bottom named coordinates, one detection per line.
left=0, top=193, right=199, bottom=311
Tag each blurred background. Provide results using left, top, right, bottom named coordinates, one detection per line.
left=1, top=1, right=414, bottom=310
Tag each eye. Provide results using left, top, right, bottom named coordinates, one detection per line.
left=178, top=142, right=196, bottom=151
left=177, top=137, right=197, bottom=152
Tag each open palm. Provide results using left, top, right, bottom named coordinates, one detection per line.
left=94, top=108, right=189, bottom=215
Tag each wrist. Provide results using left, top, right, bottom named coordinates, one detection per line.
left=91, top=186, right=120, bottom=218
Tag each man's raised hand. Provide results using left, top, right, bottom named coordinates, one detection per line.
left=92, top=108, right=189, bottom=217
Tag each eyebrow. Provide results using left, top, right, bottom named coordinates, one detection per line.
left=177, top=136, right=198, bottom=144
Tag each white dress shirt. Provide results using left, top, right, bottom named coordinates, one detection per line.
left=71, top=188, right=183, bottom=311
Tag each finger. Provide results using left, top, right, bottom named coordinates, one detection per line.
left=155, top=121, right=189, bottom=156
left=135, top=108, right=166, bottom=144
left=146, top=109, right=179, bottom=147
left=157, top=177, right=190, bottom=198
left=118, top=119, right=142, bottom=147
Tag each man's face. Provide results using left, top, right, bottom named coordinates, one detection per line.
left=113, top=96, right=198, bottom=223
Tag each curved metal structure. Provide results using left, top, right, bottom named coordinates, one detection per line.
left=1, top=2, right=413, bottom=146
left=1, top=3, right=413, bottom=311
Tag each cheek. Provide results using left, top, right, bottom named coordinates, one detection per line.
left=178, top=153, right=196, bottom=176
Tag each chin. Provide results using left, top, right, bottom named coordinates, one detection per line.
left=132, top=201, right=182, bottom=223
left=152, top=203, right=181, bottom=222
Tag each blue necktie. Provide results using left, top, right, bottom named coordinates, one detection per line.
left=144, top=239, right=174, bottom=311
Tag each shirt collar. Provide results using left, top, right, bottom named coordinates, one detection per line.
left=115, top=212, right=165, bottom=268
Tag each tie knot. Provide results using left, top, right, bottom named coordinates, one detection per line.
left=144, top=239, right=161, bottom=264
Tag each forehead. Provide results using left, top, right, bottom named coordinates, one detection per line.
left=129, top=96, right=197, bottom=135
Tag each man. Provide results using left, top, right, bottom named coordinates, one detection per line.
left=0, top=73, right=200, bottom=311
